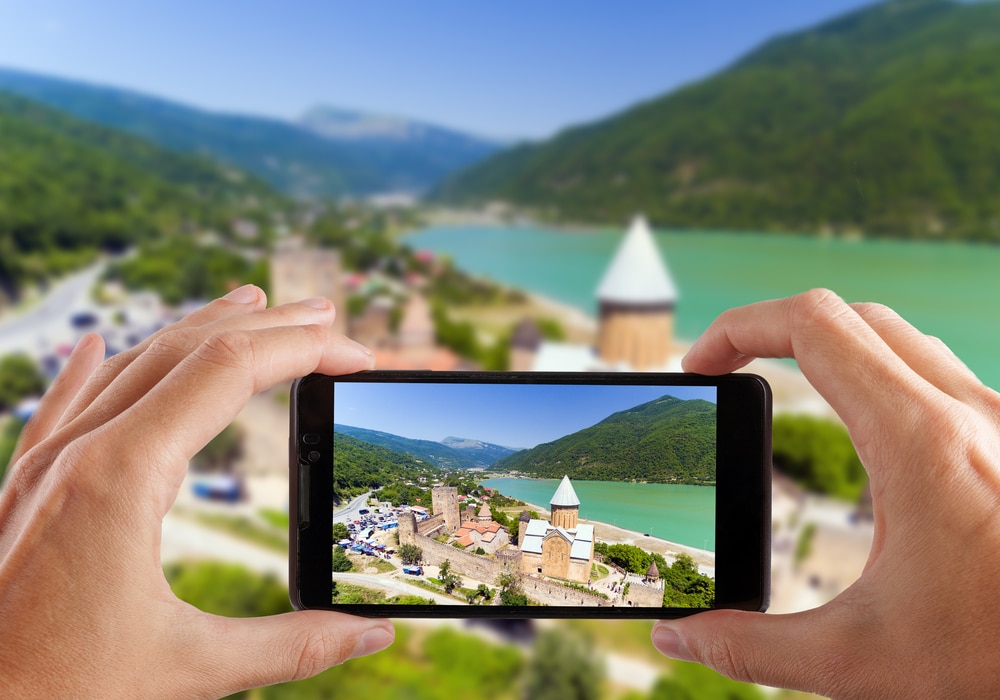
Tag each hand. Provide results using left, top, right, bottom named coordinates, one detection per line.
left=652, top=289, right=1000, bottom=698
left=0, top=285, right=395, bottom=699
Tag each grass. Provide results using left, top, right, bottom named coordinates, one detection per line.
left=179, top=509, right=288, bottom=552
left=258, top=508, right=289, bottom=530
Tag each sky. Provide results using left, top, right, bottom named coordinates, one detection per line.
left=0, top=0, right=876, bottom=140
left=333, top=381, right=716, bottom=448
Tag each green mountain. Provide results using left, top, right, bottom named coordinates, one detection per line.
left=334, top=424, right=519, bottom=470
left=0, top=91, right=275, bottom=299
left=490, top=395, right=716, bottom=484
left=433, top=0, right=1000, bottom=240
left=0, top=67, right=502, bottom=197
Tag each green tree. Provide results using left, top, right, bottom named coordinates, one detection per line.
left=772, top=414, right=867, bottom=500
left=332, top=545, right=353, bottom=573
left=332, top=522, right=350, bottom=541
left=496, top=571, right=529, bottom=606
left=164, top=561, right=292, bottom=618
left=399, top=543, right=422, bottom=565
left=523, top=628, right=605, bottom=700
left=438, top=559, right=461, bottom=594
left=0, top=354, right=45, bottom=412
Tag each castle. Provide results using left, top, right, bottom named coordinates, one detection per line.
left=516, top=476, right=595, bottom=583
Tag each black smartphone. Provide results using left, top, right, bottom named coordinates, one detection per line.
left=290, top=370, right=771, bottom=619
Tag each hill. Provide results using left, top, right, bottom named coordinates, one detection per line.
left=0, top=91, right=275, bottom=300
left=433, top=0, right=1000, bottom=240
left=0, top=67, right=501, bottom=197
left=334, top=424, right=519, bottom=471
left=490, top=395, right=716, bottom=484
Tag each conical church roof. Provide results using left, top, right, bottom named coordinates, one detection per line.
left=596, top=215, right=678, bottom=305
left=550, top=475, right=580, bottom=507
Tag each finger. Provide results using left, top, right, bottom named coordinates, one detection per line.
left=849, top=302, right=1000, bottom=419
left=53, top=298, right=339, bottom=451
left=10, top=333, right=105, bottom=466
left=57, top=284, right=267, bottom=430
left=103, top=325, right=373, bottom=510
left=651, top=608, right=870, bottom=697
left=183, top=611, right=394, bottom=696
left=681, top=289, right=940, bottom=454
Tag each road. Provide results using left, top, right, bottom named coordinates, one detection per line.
left=0, top=261, right=107, bottom=358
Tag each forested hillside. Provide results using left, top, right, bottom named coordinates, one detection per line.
left=434, top=0, right=1000, bottom=240
left=335, top=424, right=517, bottom=471
left=0, top=91, right=278, bottom=300
left=491, top=395, right=716, bottom=484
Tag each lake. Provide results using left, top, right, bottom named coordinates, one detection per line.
left=407, top=225, right=1000, bottom=389
left=480, top=477, right=716, bottom=552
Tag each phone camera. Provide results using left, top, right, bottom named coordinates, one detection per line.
left=307, top=450, right=320, bottom=463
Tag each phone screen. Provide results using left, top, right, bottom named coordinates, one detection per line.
left=330, top=380, right=718, bottom=611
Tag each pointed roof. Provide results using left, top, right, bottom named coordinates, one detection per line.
left=550, top=475, right=580, bottom=508
left=646, top=561, right=660, bottom=579
left=596, top=215, right=678, bottom=305
left=478, top=502, right=492, bottom=518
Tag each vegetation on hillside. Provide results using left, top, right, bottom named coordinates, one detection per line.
left=772, top=414, right=868, bottom=501
left=434, top=0, right=1000, bottom=241
left=492, top=396, right=716, bottom=484
left=331, top=432, right=443, bottom=504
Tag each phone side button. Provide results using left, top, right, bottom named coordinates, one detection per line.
left=297, top=461, right=310, bottom=528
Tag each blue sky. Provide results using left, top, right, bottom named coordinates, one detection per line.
left=333, top=382, right=716, bottom=448
left=0, top=0, right=875, bottom=139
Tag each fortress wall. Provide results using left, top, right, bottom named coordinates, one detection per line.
left=624, top=580, right=664, bottom=608
left=415, top=535, right=520, bottom=585
left=522, top=575, right=612, bottom=607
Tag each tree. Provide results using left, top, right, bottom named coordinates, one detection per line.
left=0, top=353, right=45, bottom=412
left=332, top=546, right=353, bottom=573
left=332, top=522, right=350, bottom=541
left=438, top=559, right=461, bottom=594
left=399, top=543, right=422, bottom=566
left=772, top=414, right=867, bottom=500
left=495, top=571, right=529, bottom=606
left=164, top=561, right=291, bottom=618
left=522, top=628, right=605, bottom=700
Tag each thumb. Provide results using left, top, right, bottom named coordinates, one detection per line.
left=651, top=608, right=857, bottom=695
left=190, top=611, right=395, bottom=696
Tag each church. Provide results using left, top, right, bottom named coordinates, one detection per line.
left=517, top=476, right=595, bottom=583
left=510, top=215, right=681, bottom=373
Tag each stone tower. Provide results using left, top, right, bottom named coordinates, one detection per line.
left=549, top=475, right=580, bottom=531
left=595, top=215, right=676, bottom=370
left=270, top=242, right=346, bottom=336
left=431, top=486, right=460, bottom=534
left=509, top=318, right=543, bottom=372
left=398, top=511, right=417, bottom=546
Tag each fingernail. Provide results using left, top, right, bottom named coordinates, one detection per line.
left=301, top=297, right=331, bottom=310
left=223, top=284, right=260, bottom=304
left=349, top=625, right=394, bottom=660
left=652, top=624, right=696, bottom=663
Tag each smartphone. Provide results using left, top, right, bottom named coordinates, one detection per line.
left=290, top=370, right=770, bottom=619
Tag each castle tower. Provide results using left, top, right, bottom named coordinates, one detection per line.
left=510, top=318, right=543, bottom=372
left=270, top=242, right=346, bottom=336
left=595, top=215, right=676, bottom=370
left=431, top=486, right=460, bottom=534
left=518, top=510, right=531, bottom=547
left=398, top=511, right=417, bottom=546
left=477, top=502, right=493, bottom=523
left=645, top=560, right=660, bottom=585
left=549, top=475, right=580, bottom=531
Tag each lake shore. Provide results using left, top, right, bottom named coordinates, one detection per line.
left=502, top=498, right=716, bottom=575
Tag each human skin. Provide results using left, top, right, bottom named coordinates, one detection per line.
left=651, top=289, right=1000, bottom=698
left=0, top=286, right=395, bottom=699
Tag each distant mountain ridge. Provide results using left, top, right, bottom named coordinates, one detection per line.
left=334, top=424, right=519, bottom=470
left=491, top=395, right=716, bottom=484
left=433, top=0, right=1000, bottom=240
left=0, top=67, right=502, bottom=197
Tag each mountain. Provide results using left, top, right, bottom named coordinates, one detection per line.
left=490, top=395, right=716, bottom=484
left=0, top=67, right=501, bottom=197
left=334, top=424, right=518, bottom=470
left=0, top=91, right=274, bottom=298
left=300, top=106, right=503, bottom=188
left=433, top=0, right=1000, bottom=240
left=439, top=436, right=521, bottom=465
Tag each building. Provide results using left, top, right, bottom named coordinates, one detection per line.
left=517, top=215, right=681, bottom=372
left=518, top=476, right=595, bottom=583
left=269, top=242, right=346, bottom=336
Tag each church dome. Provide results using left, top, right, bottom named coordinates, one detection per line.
left=596, top=215, right=677, bottom=306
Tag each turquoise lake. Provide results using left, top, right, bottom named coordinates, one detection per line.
left=407, top=225, right=1000, bottom=390
left=480, top=477, right=716, bottom=552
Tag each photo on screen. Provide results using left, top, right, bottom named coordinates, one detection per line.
left=331, top=381, right=717, bottom=609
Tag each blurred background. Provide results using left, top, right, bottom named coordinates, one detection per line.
left=1, top=0, right=998, bottom=697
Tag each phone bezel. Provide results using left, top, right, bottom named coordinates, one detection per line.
left=290, top=370, right=770, bottom=618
